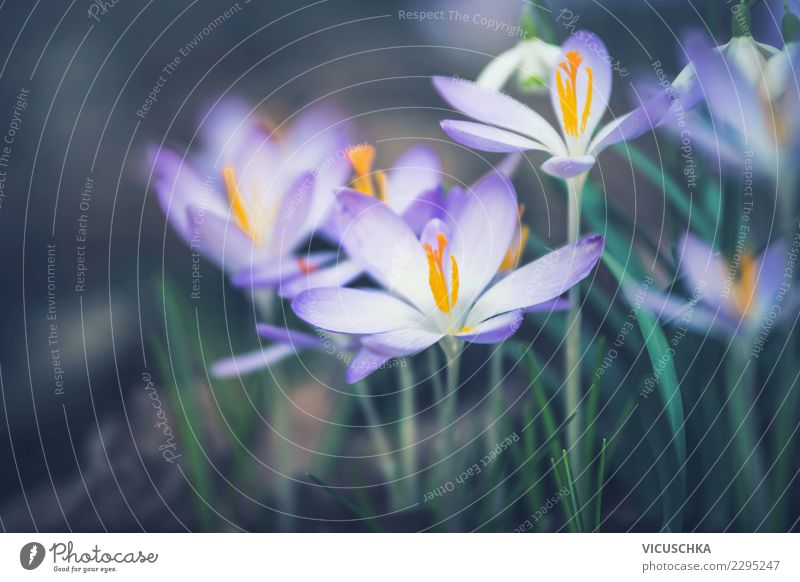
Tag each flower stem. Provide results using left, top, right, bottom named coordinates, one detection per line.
left=398, top=360, right=417, bottom=503
left=438, top=338, right=462, bottom=502
left=725, top=338, right=769, bottom=529
left=352, top=380, right=399, bottom=505
left=565, top=175, right=586, bottom=479
left=440, top=337, right=462, bottom=450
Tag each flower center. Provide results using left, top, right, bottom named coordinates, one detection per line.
left=556, top=50, right=593, bottom=138
left=500, top=204, right=530, bottom=271
left=732, top=252, right=757, bottom=317
left=223, top=165, right=262, bottom=244
left=423, top=232, right=459, bottom=313
left=347, top=145, right=388, bottom=201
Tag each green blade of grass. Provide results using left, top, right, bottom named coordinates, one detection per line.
left=561, top=449, right=584, bottom=532
left=306, top=473, right=384, bottom=532
left=549, top=456, right=576, bottom=533
left=594, top=437, right=607, bottom=532
left=603, top=252, right=686, bottom=531
left=583, top=337, right=606, bottom=466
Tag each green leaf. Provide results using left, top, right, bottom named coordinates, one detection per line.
left=603, top=252, right=686, bottom=531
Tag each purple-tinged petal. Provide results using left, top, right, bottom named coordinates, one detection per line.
left=755, top=240, right=788, bottom=316
left=449, top=173, right=519, bottom=304
left=292, top=287, right=423, bottom=334
left=151, top=147, right=226, bottom=242
left=333, top=189, right=433, bottom=310
left=684, top=30, right=761, bottom=137
left=401, top=186, right=447, bottom=234
left=346, top=348, right=392, bottom=384
left=231, top=251, right=336, bottom=288
left=550, top=31, right=612, bottom=141
left=633, top=285, right=736, bottom=340
left=186, top=205, right=256, bottom=273
left=269, top=172, right=316, bottom=252
left=420, top=218, right=451, bottom=251
left=456, top=310, right=524, bottom=344
left=256, top=323, right=322, bottom=350
left=433, top=76, right=565, bottom=153
left=591, top=86, right=681, bottom=153
left=385, top=144, right=442, bottom=215
left=210, top=345, right=297, bottom=378
left=468, top=235, right=604, bottom=323
left=661, top=111, right=742, bottom=168
left=277, top=259, right=364, bottom=299
left=440, top=119, right=551, bottom=153
left=676, top=232, right=731, bottom=312
left=445, top=186, right=469, bottom=218
left=360, top=327, right=443, bottom=357
left=540, top=155, right=596, bottom=178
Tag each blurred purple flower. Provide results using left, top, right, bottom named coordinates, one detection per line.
left=665, top=32, right=800, bottom=179
left=434, top=31, right=673, bottom=179
left=150, top=99, right=358, bottom=297
left=638, top=233, right=798, bottom=340
left=292, top=173, right=604, bottom=382
left=210, top=323, right=353, bottom=378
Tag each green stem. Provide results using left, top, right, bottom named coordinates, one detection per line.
left=440, top=338, right=462, bottom=454
left=486, top=346, right=505, bottom=514
left=561, top=449, right=584, bottom=532
left=594, top=438, right=607, bottom=532
left=725, top=338, right=769, bottom=528
left=773, top=330, right=798, bottom=530
left=565, top=175, right=585, bottom=479
left=398, top=360, right=417, bottom=502
left=352, top=380, right=399, bottom=505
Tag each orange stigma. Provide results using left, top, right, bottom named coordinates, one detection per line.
left=346, top=145, right=388, bottom=201
left=223, top=165, right=261, bottom=243
left=733, top=253, right=757, bottom=316
left=556, top=50, right=593, bottom=138
left=296, top=257, right=317, bottom=275
left=423, top=232, right=459, bottom=313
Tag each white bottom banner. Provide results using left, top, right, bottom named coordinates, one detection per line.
left=0, top=533, right=796, bottom=580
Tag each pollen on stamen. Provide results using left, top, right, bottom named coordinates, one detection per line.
left=423, top=233, right=459, bottom=313
left=347, top=145, right=383, bottom=198
left=555, top=50, right=593, bottom=138
left=222, top=165, right=261, bottom=244
left=732, top=253, right=757, bottom=317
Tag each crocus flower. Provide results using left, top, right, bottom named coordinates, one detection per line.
left=434, top=31, right=668, bottom=179
left=291, top=173, right=604, bottom=382
left=639, top=233, right=798, bottom=340
left=150, top=100, right=357, bottom=297
left=661, top=31, right=800, bottom=177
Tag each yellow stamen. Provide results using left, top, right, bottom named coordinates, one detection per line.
left=733, top=253, right=757, bottom=316
left=555, top=50, right=593, bottom=138
left=458, top=325, right=475, bottom=335
left=222, top=165, right=261, bottom=243
left=346, top=145, right=389, bottom=201
left=500, top=204, right=530, bottom=271
left=450, top=255, right=459, bottom=308
left=423, top=232, right=459, bottom=313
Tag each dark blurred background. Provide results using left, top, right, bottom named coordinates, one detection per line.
left=0, top=0, right=789, bottom=532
